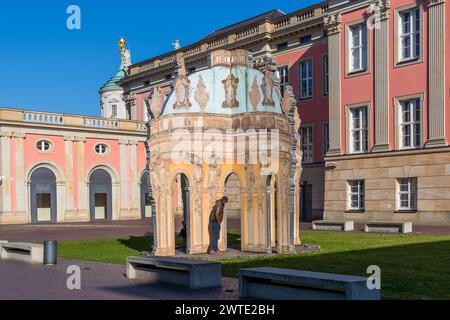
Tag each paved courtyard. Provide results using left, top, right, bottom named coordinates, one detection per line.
left=0, top=258, right=238, bottom=300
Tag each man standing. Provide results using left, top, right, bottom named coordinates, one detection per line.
left=208, top=196, right=228, bottom=254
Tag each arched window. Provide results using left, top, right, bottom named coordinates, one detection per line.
left=95, top=143, right=109, bottom=155
left=36, top=140, right=52, bottom=152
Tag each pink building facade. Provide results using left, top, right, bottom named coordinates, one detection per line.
left=0, top=109, right=148, bottom=224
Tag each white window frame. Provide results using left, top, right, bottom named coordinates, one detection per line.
left=278, top=65, right=289, bottom=97
left=399, top=98, right=421, bottom=149
left=349, top=106, right=368, bottom=154
left=399, top=8, right=420, bottom=62
left=299, top=58, right=313, bottom=99
left=300, top=125, right=314, bottom=163
left=95, top=143, right=109, bottom=155
left=36, top=140, right=52, bottom=152
left=348, top=180, right=365, bottom=211
left=396, top=178, right=417, bottom=211
left=394, top=94, right=423, bottom=150
left=394, top=5, right=423, bottom=67
left=348, top=23, right=368, bottom=73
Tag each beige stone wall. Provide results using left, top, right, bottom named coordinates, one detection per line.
left=299, top=164, right=325, bottom=220
left=324, top=148, right=450, bottom=225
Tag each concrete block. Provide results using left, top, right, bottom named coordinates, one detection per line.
left=364, top=221, right=413, bottom=234
left=239, top=267, right=380, bottom=300
left=127, top=256, right=222, bottom=289
left=0, top=242, right=44, bottom=264
left=312, top=220, right=354, bottom=231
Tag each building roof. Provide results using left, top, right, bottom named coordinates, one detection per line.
left=199, top=9, right=285, bottom=41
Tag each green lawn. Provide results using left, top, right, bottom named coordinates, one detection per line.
left=58, top=230, right=450, bottom=300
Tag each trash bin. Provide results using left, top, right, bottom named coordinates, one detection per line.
left=43, top=240, right=57, bottom=265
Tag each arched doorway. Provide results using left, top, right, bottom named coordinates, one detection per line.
left=266, top=175, right=278, bottom=253
left=30, top=168, right=57, bottom=224
left=140, top=171, right=152, bottom=218
left=89, top=169, right=112, bottom=221
left=173, top=173, right=190, bottom=253
left=224, top=173, right=241, bottom=250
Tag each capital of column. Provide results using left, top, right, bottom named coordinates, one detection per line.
left=370, top=0, right=391, bottom=20
left=323, top=13, right=342, bottom=35
left=424, top=0, right=445, bottom=8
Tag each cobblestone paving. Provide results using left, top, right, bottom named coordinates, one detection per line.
left=0, top=258, right=239, bottom=300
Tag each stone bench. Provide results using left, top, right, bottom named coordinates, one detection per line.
left=364, top=221, right=412, bottom=234
left=312, top=220, right=354, bottom=231
left=239, top=267, right=380, bottom=300
left=0, top=242, right=44, bottom=264
left=126, top=256, right=222, bottom=289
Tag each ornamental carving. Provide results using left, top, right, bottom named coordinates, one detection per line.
left=148, top=87, right=164, bottom=118
left=173, top=53, right=191, bottom=109
left=194, top=75, right=209, bottom=112
left=368, top=0, right=391, bottom=21
left=281, top=87, right=292, bottom=115
left=261, top=66, right=275, bottom=106
left=123, top=93, right=136, bottom=106
left=173, top=75, right=191, bottom=108
left=323, top=13, right=342, bottom=35
left=249, top=76, right=261, bottom=111
left=222, top=73, right=239, bottom=108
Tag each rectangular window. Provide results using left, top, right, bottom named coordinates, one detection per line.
left=397, top=178, right=417, bottom=211
left=349, top=24, right=367, bottom=72
left=111, top=104, right=117, bottom=117
left=323, top=122, right=329, bottom=156
left=299, top=59, right=313, bottom=99
left=400, top=98, right=421, bottom=149
left=350, top=107, right=368, bottom=153
left=277, top=42, right=288, bottom=50
left=278, top=66, right=289, bottom=97
left=399, top=9, right=420, bottom=62
left=348, top=180, right=364, bottom=211
left=300, top=126, right=314, bottom=163
left=300, top=35, right=312, bottom=44
left=323, top=55, right=329, bottom=95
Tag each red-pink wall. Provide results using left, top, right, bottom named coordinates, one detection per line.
left=84, top=138, right=120, bottom=175
left=275, top=42, right=329, bottom=162
left=340, top=0, right=434, bottom=152
left=24, top=134, right=66, bottom=174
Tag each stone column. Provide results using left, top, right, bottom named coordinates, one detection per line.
left=119, top=140, right=129, bottom=218
left=372, top=1, right=391, bottom=151
left=64, top=136, right=75, bottom=219
left=13, top=132, right=26, bottom=216
left=324, top=13, right=343, bottom=156
left=129, top=140, right=140, bottom=218
left=426, top=0, right=447, bottom=147
left=75, top=137, right=88, bottom=217
left=0, top=132, right=12, bottom=215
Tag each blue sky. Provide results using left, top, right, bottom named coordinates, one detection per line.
left=0, top=0, right=321, bottom=116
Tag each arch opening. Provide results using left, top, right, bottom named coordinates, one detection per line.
left=224, top=172, right=241, bottom=251
left=30, top=167, right=57, bottom=224
left=173, top=173, right=190, bottom=254
left=140, top=171, right=152, bottom=218
left=89, top=169, right=112, bottom=221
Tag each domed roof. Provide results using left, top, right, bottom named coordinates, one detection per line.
left=99, top=63, right=125, bottom=93
left=161, top=50, right=283, bottom=116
